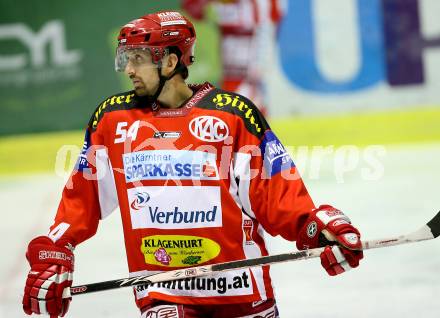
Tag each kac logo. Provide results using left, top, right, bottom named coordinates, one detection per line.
left=189, top=116, right=229, bottom=142
left=130, top=192, right=150, bottom=210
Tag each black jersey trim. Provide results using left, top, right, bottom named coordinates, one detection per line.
left=88, top=91, right=150, bottom=131
left=195, top=88, right=270, bottom=138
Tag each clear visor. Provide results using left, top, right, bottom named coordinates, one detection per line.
left=115, top=46, right=168, bottom=72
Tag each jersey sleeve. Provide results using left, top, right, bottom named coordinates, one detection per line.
left=231, top=101, right=315, bottom=242
left=48, top=117, right=119, bottom=246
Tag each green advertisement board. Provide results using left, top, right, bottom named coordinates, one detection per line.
left=0, top=0, right=220, bottom=135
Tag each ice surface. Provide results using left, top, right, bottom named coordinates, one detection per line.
left=1, top=143, right=439, bottom=317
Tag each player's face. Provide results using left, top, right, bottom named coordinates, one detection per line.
left=123, top=49, right=160, bottom=96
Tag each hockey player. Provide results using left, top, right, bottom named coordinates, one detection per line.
left=22, top=11, right=363, bottom=318
left=182, top=0, right=285, bottom=115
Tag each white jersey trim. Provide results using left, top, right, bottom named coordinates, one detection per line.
left=233, top=152, right=256, bottom=219
left=241, top=215, right=267, bottom=301
left=96, top=148, right=118, bottom=219
left=233, top=152, right=268, bottom=300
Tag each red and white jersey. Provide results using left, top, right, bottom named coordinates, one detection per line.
left=213, top=0, right=284, bottom=32
left=48, top=82, right=315, bottom=309
left=182, top=0, right=284, bottom=33
left=183, top=0, right=285, bottom=113
left=214, top=0, right=284, bottom=81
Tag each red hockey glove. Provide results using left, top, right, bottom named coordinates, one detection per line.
left=296, top=205, right=363, bottom=276
left=22, top=236, right=74, bottom=317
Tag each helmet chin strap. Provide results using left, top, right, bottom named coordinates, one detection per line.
left=149, top=61, right=184, bottom=104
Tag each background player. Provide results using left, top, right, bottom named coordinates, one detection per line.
left=182, top=0, right=285, bottom=115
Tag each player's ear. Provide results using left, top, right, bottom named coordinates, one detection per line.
left=163, top=53, right=179, bottom=76
left=169, top=53, right=179, bottom=67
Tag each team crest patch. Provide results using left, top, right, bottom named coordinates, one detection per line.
left=189, top=116, right=229, bottom=142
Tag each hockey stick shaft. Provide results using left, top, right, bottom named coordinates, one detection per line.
left=70, top=211, right=440, bottom=296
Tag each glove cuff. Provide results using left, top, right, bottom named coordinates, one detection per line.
left=26, top=236, right=75, bottom=270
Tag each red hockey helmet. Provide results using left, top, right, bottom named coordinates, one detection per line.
left=115, top=11, right=196, bottom=72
